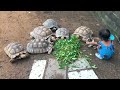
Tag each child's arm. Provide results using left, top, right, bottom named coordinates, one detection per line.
left=86, top=41, right=98, bottom=45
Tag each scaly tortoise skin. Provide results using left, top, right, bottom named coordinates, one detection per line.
left=42, top=19, right=58, bottom=32
left=26, top=38, right=53, bottom=54
left=73, top=26, right=93, bottom=42
left=55, top=28, right=70, bottom=39
left=30, top=26, right=52, bottom=39
left=4, top=42, right=29, bottom=63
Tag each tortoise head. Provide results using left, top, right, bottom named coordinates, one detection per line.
left=19, top=51, right=29, bottom=59
left=50, top=27, right=58, bottom=33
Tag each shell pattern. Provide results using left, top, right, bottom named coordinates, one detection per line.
left=30, top=26, right=52, bottom=39
left=42, top=19, right=58, bottom=29
left=4, top=42, right=27, bottom=59
left=56, top=28, right=69, bottom=38
left=73, top=26, right=93, bottom=38
left=26, top=39, right=52, bottom=54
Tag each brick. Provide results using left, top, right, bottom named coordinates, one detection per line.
left=44, top=58, right=66, bottom=79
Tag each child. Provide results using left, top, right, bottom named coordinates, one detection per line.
left=86, top=29, right=115, bottom=60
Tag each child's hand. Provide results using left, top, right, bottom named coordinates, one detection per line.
left=86, top=42, right=90, bottom=44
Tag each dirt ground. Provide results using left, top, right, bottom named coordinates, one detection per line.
left=0, top=11, right=120, bottom=79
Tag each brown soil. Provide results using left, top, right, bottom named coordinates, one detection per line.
left=0, top=11, right=119, bottom=79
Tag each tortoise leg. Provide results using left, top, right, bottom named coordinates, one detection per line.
left=88, top=44, right=93, bottom=47
left=9, top=59, right=16, bottom=63
left=93, top=46, right=97, bottom=50
left=30, top=36, right=35, bottom=39
left=48, top=48, right=53, bottom=54
left=48, top=36, right=56, bottom=44
left=47, top=44, right=53, bottom=54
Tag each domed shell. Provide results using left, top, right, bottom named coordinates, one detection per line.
left=73, top=26, right=93, bottom=37
left=42, top=19, right=58, bottom=29
left=30, top=26, right=52, bottom=39
left=26, top=39, right=49, bottom=54
left=56, top=28, right=69, bottom=38
left=4, top=42, right=24, bottom=59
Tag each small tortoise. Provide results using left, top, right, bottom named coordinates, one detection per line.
left=55, top=28, right=70, bottom=39
left=42, top=19, right=59, bottom=32
left=30, top=26, right=52, bottom=39
left=73, top=26, right=93, bottom=42
left=4, top=42, right=29, bottom=63
left=26, top=38, right=53, bottom=54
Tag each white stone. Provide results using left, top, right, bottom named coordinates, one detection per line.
left=29, top=60, right=47, bottom=79
left=68, top=58, right=91, bottom=71
left=68, top=69, right=98, bottom=79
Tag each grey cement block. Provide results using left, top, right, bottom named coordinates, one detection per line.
left=44, top=58, right=66, bottom=79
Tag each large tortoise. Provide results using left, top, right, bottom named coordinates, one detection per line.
left=73, top=26, right=93, bottom=42
left=42, top=19, right=59, bottom=32
left=30, top=26, right=52, bottom=39
left=4, top=42, right=29, bottom=63
left=26, top=38, right=53, bottom=54
left=55, top=28, right=70, bottom=39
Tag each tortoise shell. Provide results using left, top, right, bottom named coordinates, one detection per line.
left=55, top=28, right=69, bottom=39
left=73, top=26, right=93, bottom=38
left=30, top=26, right=52, bottom=39
left=4, top=42, right=28, bottom=61
left=26, top=38, right=53, bottom=54
left=42, top=19, right=58, bottom=29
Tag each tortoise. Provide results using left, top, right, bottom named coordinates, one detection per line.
left=26, top=38, right=53, bottom=54
left=42, top=19, right=59, bottom=32
left=4, top=42, right=29, bottom=63
left=30, top=26, right=53, bottom=39
left=73, top=26, right=93, bottom=42
left=55, top=28, right=70, bottom=39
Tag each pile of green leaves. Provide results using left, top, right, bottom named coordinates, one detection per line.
left=53, top=35, right=82, bottom=69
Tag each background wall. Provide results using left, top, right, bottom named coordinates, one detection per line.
left=92, top=11, right=120, bottom=41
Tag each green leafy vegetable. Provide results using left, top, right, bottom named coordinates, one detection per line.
left=53, top=35, right=82, bottom=69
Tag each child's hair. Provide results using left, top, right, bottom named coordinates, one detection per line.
left=99, top=29, right=110, bottom=42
